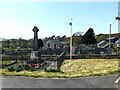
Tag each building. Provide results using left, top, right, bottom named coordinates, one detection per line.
left=44, top=39, right=64, bottom=49
left=115, top=38, right=120, bottom=47
left=97, top=37, right=119, bottom=48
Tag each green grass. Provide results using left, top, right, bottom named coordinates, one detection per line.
left=0, top=60, right=15, bottom=65
left=0, top=59, right=119, bottom=78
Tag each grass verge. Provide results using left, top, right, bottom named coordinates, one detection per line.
left=0, top=59, right=120, bottom=78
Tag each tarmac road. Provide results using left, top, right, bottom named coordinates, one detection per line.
left=1, top=73, right=120, bottom=89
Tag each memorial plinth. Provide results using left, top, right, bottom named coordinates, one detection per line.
left=30, top=26, right=41, bottom=62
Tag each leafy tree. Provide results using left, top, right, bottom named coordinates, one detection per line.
left=73, top=31, right=83, bottom=36
left=62, top=35, right=66, bottom=39
left=96, top=34, right=106, bottom=42
left=38, top=39, right=44, bottom=49
left=81, top=28, right=97, bottom=44
left=28, top=38, right=33, bottom=48
left=51, top=35, right=55, bottom=39
left=59, top=35, right=66, bottom=41
left=6, top=40, right=10, bottom=50
left=21, top=40, right=28, bottom=48
left=72, top=35, right=82, bottom=46
left=56, top=36, right=60, bottom=40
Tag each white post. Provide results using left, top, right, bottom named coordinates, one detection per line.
left=114, top=1, right=120, bottom=84
left=70, top=18, right=72, bottom=60
left=109, top=24, right=111, bottom=55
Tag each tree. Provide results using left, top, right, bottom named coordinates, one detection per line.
left=21, top=40, right=28, bottom=48
left=38, top=39, right=44, bottom=49
left=73, top=31, right=83, bottom=36
left=81, top=28, right=97, bottom=44
left=62, top=35, right=66, bottom=39
left=51, top=35, right=55, bottom=39
left=72, top=35, right=82, bottom=46
left=96, top=34, right=106, bottom=42
left=28, top=38, right=33, bottom=48
left=60, top=35, right=66, bottom=41
left=56, top=36, right=60, bottom=40
left=6, top=40, right=10, bottom=50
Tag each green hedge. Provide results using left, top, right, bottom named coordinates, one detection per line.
left=45, top=68, right=61, bottom=72
left=7, top=66, right=15, bottom=72
left=7, top=64, right=39, bottom=72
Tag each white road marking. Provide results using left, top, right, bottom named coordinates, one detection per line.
left=115, top=76, right=120, bottom=84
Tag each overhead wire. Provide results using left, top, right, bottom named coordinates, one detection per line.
left=118, top=12, right=120, bottom=17
left=111, top=12, right=120, bottom=25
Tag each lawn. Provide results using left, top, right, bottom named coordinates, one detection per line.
left=0, top=59, right=119, bottom=78
left=0, top=60, right=15, bottom=65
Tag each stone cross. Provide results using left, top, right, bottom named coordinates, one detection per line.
left=32, top=26, right=39, bottom=51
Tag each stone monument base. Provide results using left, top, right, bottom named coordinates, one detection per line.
left=30, top=51, right=41, bottom=59
left=27, top=51, right=41, bottom=64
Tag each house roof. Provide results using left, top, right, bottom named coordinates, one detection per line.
left=97, top=40, right=109, bottom=48
left=105, top=37, right=119, bottom=43
left=97, top=37, right=120, bottom=48
left=44, top=39, right=63, bottom=49
left=115, top=39, right=120, bottom=44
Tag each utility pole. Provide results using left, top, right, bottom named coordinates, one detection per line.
left=115, top=16, right=120, bottom=84
left=116, top=16, right=120, bottom=37
left=114, top=1, right=120, bottom=84
left=116, top=1, right=120, bottom=32
left=109, top=24, right=111, bottom=55
left=69, top=18, right=72, bottom=60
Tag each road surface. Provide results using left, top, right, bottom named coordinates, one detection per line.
left=1, top=74, right=120, bottom=89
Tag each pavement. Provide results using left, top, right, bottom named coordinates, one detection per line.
left=1, top=74, right=120, bottom=89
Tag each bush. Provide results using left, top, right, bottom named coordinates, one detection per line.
left=29, top=67, right=37, bottom=71
left=23, top=64, right=30, bottom=70
left=45, top=68, right=61, bottom=72
left=7, top=66, right=15, bottom=72
left=7, top=64, right=31, bottom=72
left=15, top=65, right=23, bottom=72
left=15, top=67, right=22, bottom=72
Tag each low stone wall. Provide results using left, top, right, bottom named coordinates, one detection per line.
left=2, top=54, right=120, bottom=62
left=56, top=52, right=65, bottom=69
left=45, top=61, right=57, bottom=70
left=65, top=54, right=120, bottom=59
left=45, top=52, right=65, bottom=70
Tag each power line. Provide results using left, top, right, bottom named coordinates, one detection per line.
left=111, top=12, right=120, bottom=25
left=111, top=19, right=116, bottom=25
left=118, top=12, right=120, bottom=17
left=108, top=11, right=120, bottom=55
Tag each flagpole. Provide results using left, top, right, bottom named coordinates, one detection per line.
left=70, top=18, right=72, bottom=60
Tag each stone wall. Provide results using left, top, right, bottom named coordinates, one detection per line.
left=45, top=52, right=65, bottom=70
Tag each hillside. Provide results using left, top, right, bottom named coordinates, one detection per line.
left=96, top=33, right=120, bottom=37
left=96, top=33, right=120, bottom=42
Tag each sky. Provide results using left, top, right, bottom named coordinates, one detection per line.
left=0, top=1, right=120, bottom=39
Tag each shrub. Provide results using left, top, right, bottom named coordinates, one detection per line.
left=45, top=68, right=61, bottom=72
left=7, top=66, right=15, bottom=72
left=29, top=67, right=37, bottom=71
left=23, top=64, right=30, bottom=70
left=15, top=65, right=23, bottom=72
left=7, top=64, right=31, bottom=72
